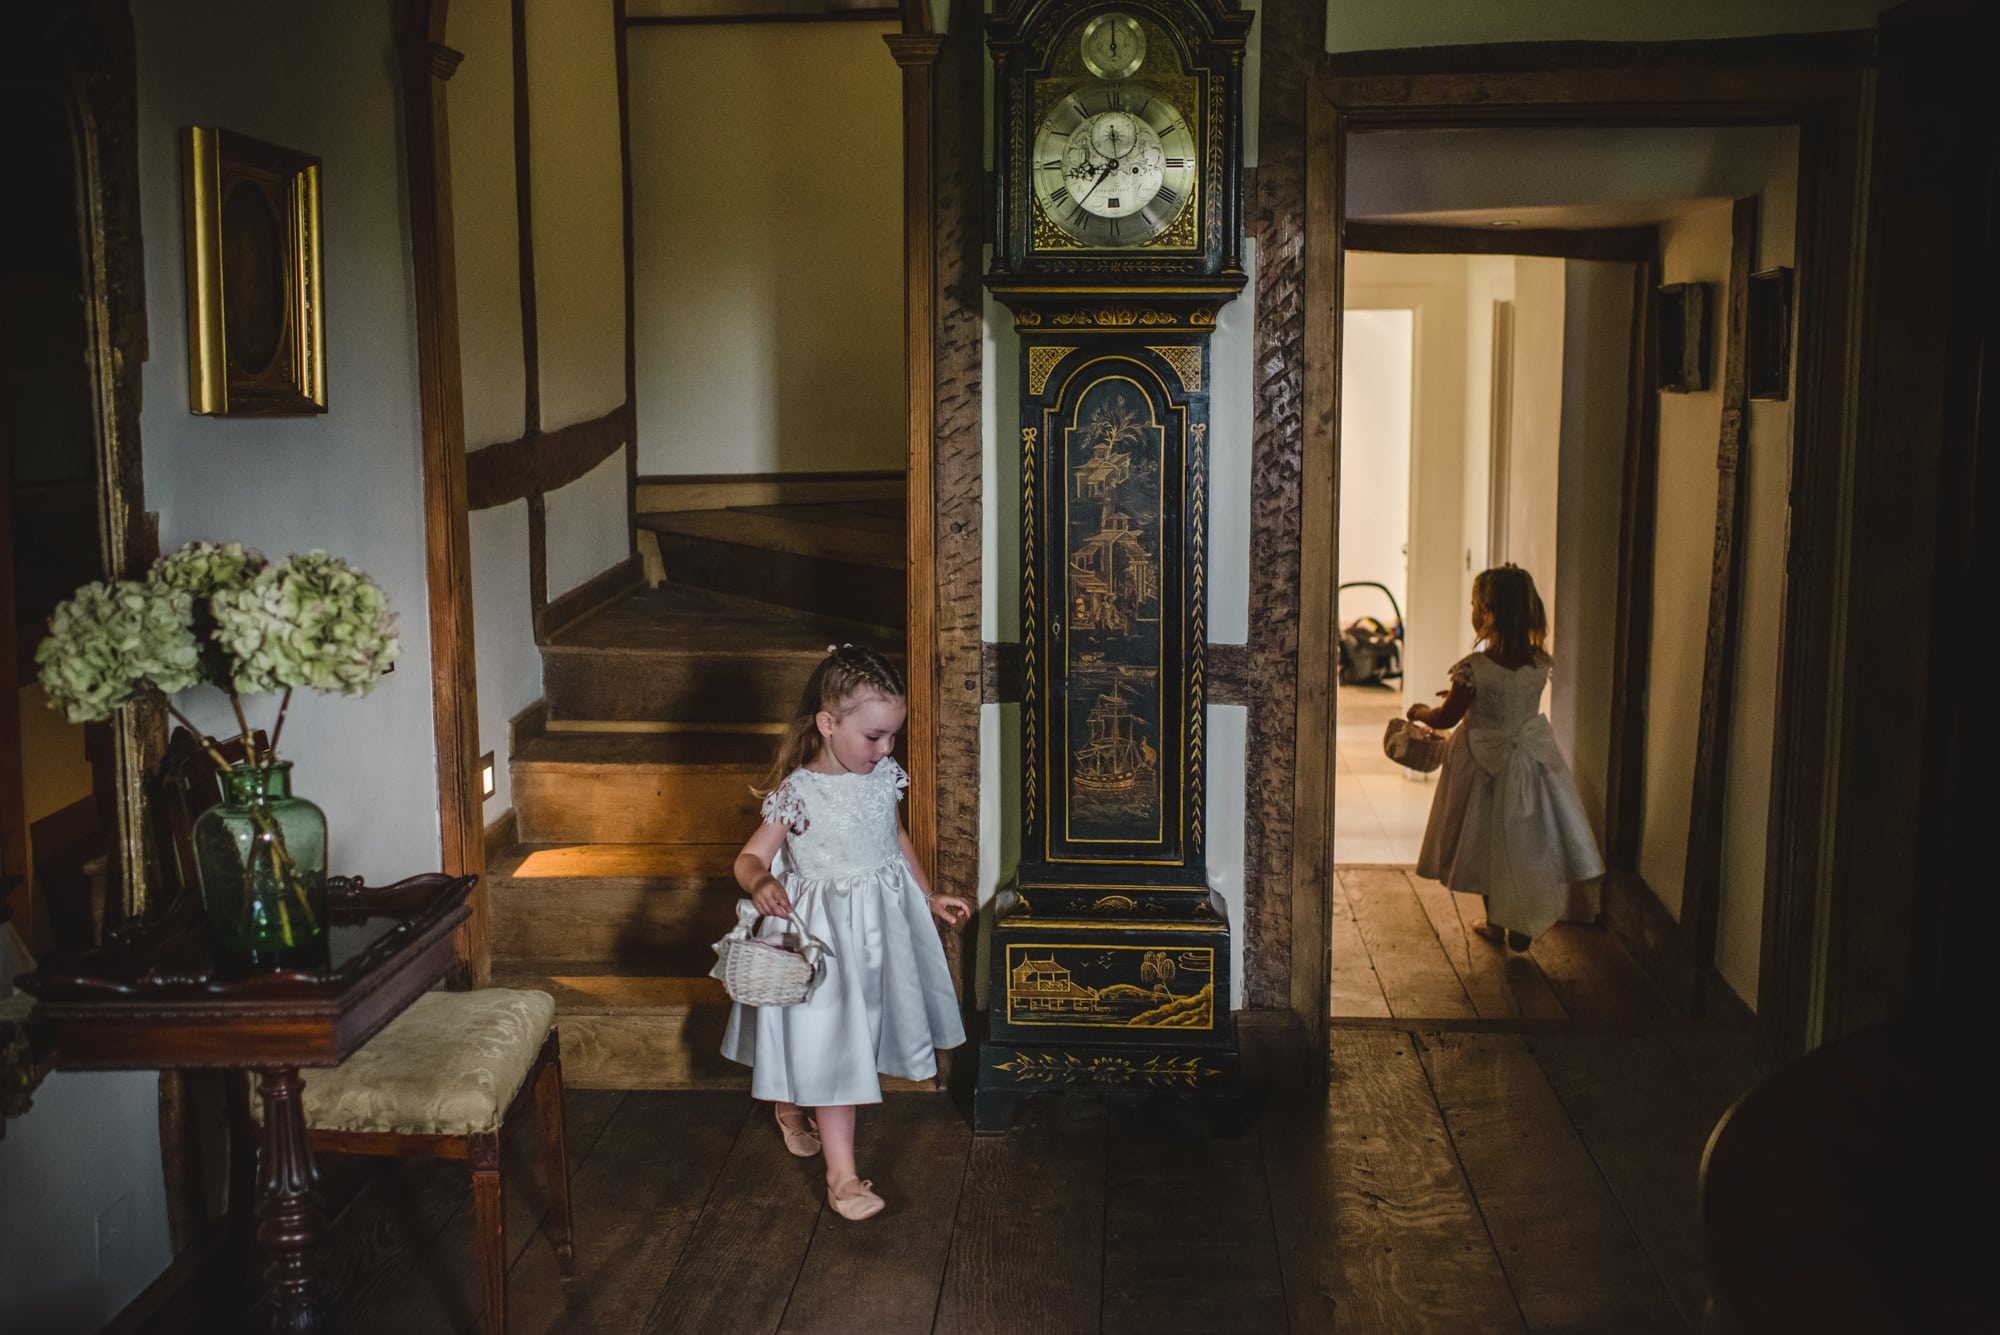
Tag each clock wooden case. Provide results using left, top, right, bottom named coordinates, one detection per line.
left=979, top=0, right=1250, bottom=1132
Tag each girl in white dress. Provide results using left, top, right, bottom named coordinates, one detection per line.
left=1410, top=565, right=1605, bottom=949
left=721, top=644, right=971, bottom=1221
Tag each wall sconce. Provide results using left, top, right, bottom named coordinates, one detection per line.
left=479, top=751, right=497, bottom=801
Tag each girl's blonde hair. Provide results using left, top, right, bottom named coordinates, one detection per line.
left=1472, top=564, right=1549, bottom=663
left=757, top=643, right=906, bottom=794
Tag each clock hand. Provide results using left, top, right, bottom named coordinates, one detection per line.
left=1074, top=153, right=1123, bottom=209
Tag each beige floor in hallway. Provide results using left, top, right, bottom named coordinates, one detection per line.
left=1334, top=682, right=1439, bottom=864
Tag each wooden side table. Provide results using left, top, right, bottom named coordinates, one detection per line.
left=17, top=873, right=474, bottom=1334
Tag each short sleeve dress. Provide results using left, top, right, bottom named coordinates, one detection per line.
left=718, top=758, right=966, bottom=1106
left=1415, top=653, right=1605, bottom=941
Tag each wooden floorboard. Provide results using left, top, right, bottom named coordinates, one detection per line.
left=176, top=898, right=1729, bottom=1335
left=1329, top=871, right=1393, bottom=1018
left=778, top=1096, right=971, bottom=1335
left=1409, top=874, right=1569, bottom=1021
left=644, top=1100, right=828, bottom=1334
left=1100, top=1100, right=1289, bottom=1335
left=1529, top=1029, right=1757, bottom=1328
left=506, top=1092, right=746, bottom=1334
left=1264, top=1029, right=1523, bottom=1331
left=932, top=1096, right=1109, bottom=1335
left=1527, top=923, right=1676, bottom=1023
left=1340, top=868, right=1478, bottom=1019
left=1418, top=1030, right=1682, bottom=1333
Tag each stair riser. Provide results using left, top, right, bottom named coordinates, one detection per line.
left=512, top=766, right=763, bottom=844
left=652, top=530, right=905, bottom=626
left=544, top=650, right=818, bottom=723
left=555, top=1011, right=937, bottom=1091
left=558, top=1010, right=746, bottom=1089
left=489, top=878, right=741, bottom=967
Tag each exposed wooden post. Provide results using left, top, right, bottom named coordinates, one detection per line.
left=397, top=2, right=489, bottom=983
left=885, top=25, right=944, bottom=901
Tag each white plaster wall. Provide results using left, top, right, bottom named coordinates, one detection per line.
left=1348, top=126, right=1811, bottom=225
left=0, top=1071, right=175, bottom=1333
left=1504, top=256, right=1566, bottom=628
left=545, top=448, right=634, bottom=598
left=1461, top=256, right=1516, bottom=614
left=629, top=22, right=903, bottom=475
left=1344, top=253, right=1470, bottom=710
left=447, top=0, right=527, bottom=449
left=470, top=500, right=537, bottom=817
left=1325, top=0, right=1893, bottom=52
left=1337, top=308, right=1413, bottom=629
left=525, top=0, right=627, bottom=432
left=136, top=0, right=441, bottom=884
left=1638, top=200, right=1733, bottom=917
left=1206, top=704, right=1249, bottom=1004
left=1555, top=260, right=1633, bottom=845
left=19, top=0, right=444, bottom=1319
left=1209, top=239, right=1257, bottom=645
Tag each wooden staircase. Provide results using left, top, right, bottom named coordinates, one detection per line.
left=490, top=480, right=907, bottom=1088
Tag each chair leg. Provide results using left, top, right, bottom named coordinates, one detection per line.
left=534, top=1035, right=576, bottom=1277
left=470, top=1133, right=506, bottom=1335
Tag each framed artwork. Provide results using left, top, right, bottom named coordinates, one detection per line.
left=1748, top=266, right=1794, bottom=401
left=1657, top=281, right=1710, bottom=394
left=183, top=127, right=325, bottom=415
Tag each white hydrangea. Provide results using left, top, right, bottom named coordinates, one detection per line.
left=209, top=550, right=400, bottom=697
left=35, top=580, right=203, bottom=723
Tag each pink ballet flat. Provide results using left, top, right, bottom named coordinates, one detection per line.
left=775, top=1105, right=820, bottom=1157
left=827, top=1176, right=885, bottom=1221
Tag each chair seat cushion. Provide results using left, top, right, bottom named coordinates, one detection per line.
left=266, top=988, right=556, bottom=1137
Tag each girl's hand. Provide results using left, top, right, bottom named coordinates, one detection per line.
left=1406, top=702, right=1431, bottom=723
left=927, top=894, right=973, bottom=927
left=751, top=877, right=793, bottom=919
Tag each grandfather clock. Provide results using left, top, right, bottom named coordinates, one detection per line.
left=977, top=0, right=1251, bottom=1131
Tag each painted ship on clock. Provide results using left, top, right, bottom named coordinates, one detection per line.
left=978, top=0, right=1251, bottom=1131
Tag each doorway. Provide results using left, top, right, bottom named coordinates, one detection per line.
left=1304, top=58, right=1867, bottom=1050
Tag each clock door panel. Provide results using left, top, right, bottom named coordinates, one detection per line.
left=1021, top=341, right=1208, bottom=885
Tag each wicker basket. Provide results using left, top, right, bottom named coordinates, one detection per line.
left=711, top=899, right=830, bottom=1007
left=1383, top=717, right=1450, bottom=773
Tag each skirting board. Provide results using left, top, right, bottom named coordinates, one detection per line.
left=1600, top=868, right=1754, bottom=1022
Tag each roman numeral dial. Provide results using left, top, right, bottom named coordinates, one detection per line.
left=1031, top=81, right=1197, bottom=249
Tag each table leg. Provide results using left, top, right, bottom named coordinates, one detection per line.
left=254, top=1066, right=325, bottom=1333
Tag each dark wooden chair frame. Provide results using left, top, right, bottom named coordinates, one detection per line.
left=156, top=727, right=574, bottom=1332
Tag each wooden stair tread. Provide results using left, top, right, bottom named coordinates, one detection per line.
left=544, top=583, right=900, bottom=656
left=495, top=842, right=741, bottom=880
left=491, top=965, right=730, bottom=1011
left=512, top=730, right=773, bottom=770
left=639, top=509, right=903, bottom=570
left=728, top=501, right=907, bottom=537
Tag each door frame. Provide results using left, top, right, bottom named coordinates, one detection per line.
left=1303, top=41, right=1872, bottom=1066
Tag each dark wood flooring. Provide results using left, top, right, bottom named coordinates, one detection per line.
left=161, top=872, right=1756, bottom=1333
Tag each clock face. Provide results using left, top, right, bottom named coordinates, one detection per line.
left=1032, top=83, right=1195, bottom=248
left=1080, top=12, right=1145, bottom=80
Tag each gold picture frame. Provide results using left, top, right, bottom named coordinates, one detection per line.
left=183, top=127, right=325, bottom=415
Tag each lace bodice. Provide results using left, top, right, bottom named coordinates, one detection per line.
left=1450, top=652, right=1553, bottom=732
left=760, top=758, right=908, bottom=882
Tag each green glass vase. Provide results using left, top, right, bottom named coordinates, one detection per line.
left=193, top=760, right=330, bottom=977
